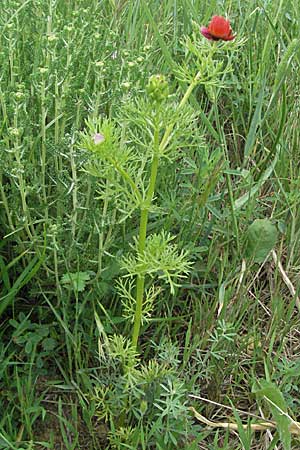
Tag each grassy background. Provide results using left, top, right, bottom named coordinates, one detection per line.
left=1, top=0, right=300, bottom=448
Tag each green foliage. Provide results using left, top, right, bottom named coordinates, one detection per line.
left=274, top=39, right=299, bottom=91
left=176, top=32, right=243, bottom=87
left=116, top=278, right=160, bottom=324
left=274, top=358, right=300, bottom=409
left=8, top=312, right=58, bottom=370
left=89, top=334, right=195, bottom=449
left=0, top=240, right=46, bottom=317
left=232, top=407, right=253, bottom=450
left=253, top=379, right=291, bottom=450
left=61, top=271, right=94, bottom=293
left=1, top=0, right=300, bottom=448
left=245, top=219, right=278, bottom=263
left=121, top=231, right=192, bottom=291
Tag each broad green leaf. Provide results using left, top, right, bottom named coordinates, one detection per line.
left=61, top=271, right=93, bottom=292
left=42, top=338, right=57, bottom=351
left=253, top=380, right=291, bottom=450
left=25, top=340, right=33, bottom=354
left=245, top=219, right=278, bottom=263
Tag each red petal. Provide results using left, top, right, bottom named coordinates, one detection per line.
left=208, top=15, right=233, bottom=40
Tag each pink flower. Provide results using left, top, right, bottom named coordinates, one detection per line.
left=93, top=133, right=105, bottom=145
left=200, top=15, right=235, bottom=41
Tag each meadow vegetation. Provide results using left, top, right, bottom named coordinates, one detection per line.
left=1, top=0, right=300, bottom=449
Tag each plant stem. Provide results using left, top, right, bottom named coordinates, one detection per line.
left=159, top=71, right=201, bottom=152
left=132, top=151, right=159, bottom=349
left=131, top=71, right=201, bottom=349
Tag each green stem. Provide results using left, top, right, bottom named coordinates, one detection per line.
left=132, top=152, right=159, bottom=349
left=106, top=154, right=142, bottom=203
left=131, top=71, right=201, bottom=349
left=159, top=71, right=200, bottom=153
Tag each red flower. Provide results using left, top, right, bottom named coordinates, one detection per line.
left=200, top=15, right=235, bottom=41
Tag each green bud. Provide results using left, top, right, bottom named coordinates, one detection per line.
left=146, top=74, right=169, bottom=103
left=140, top=400, right=148, bottom=416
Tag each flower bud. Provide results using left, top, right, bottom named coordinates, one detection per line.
left=146, top=74, right=169, bottom=103
left=140, top=400, right=148, bottom=416
left=93, top=133, right=105, bottom=145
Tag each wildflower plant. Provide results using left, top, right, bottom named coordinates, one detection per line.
left=79, top=34, right=236, bottom=349
left=200, top=15, right=235, bottom=41
left=89, top=335, right=194, bottom=449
